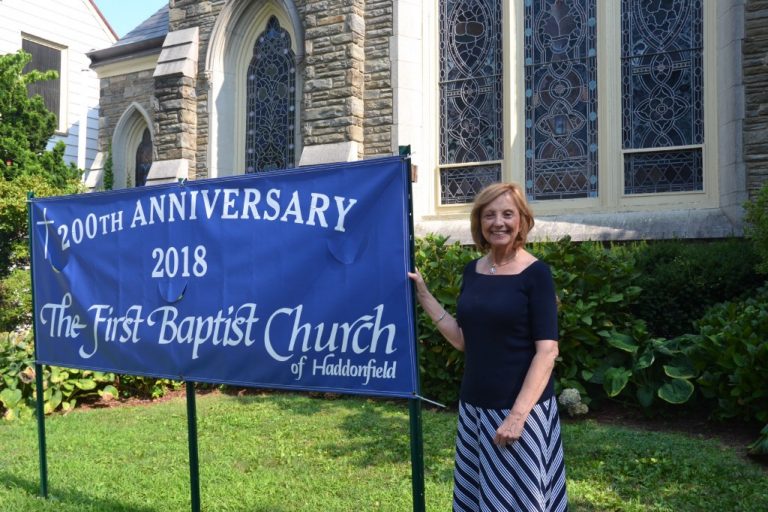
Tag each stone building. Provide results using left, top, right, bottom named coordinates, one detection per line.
left=87, top=0, right=768, bottom=242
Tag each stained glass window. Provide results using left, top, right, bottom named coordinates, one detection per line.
left=245, top=16, right=296, bottom=173
left=524, top=0, right=598, bottom=201
left=623, top=148, right=702, bottom=194
left=622, top=0, right=703, bottom=194
left=439, top=0, right=503, bottom=205
left=440, top=165, right=500, bottom=204
left=135, top=128, right=152, bottom=187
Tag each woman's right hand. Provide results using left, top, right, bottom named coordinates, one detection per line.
left=407, top=269, right=465, bottom=351
left=407, top=269, right=428, bottom=297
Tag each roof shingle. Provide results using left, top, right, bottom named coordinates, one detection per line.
left=113, top=4, right=169, bottom=48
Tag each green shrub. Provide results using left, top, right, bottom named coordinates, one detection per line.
left=0, top=172, right=81, bottom=333
left=102, top=145, right=114, bottom=191
left=0, top=330, right=118, bottom=420
left=413, top=234, right=479, bottom=405
left=0, top=51, right=83, bottom=276
left=678, top=286, right=768, bottom=424
left=0, top=172, right=81, bottom=277
left=0, top=268, right=32, bottom=331
left=532, top=238, right=694, bottom=409
left=0, top=329, right=178, bottom=421
left=745, top=182, right=768, bottom=274
left=0, top=330, right=36, bottom=420
left=115, top=374, right=181, bottom=400
left=631, top=238, right=760, bottom=338
left=414, top=235, right=694, bottom=409
left=532, top=238, right=642, bottom=401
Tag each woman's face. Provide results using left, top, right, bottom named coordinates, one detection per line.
left=480, top=192, right=520, bottom=250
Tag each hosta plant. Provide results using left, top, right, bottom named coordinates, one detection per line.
left=0, top=329, right=117, bottom=419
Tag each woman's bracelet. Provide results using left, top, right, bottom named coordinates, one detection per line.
left=434, top=310, right=448, bottom=324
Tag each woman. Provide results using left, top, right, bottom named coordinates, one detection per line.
left=409, top=183, right=567, bottom=511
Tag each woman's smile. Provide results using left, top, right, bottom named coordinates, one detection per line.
left=481, top=193, right=520, bottom=250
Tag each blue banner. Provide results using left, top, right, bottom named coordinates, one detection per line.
left=30, top=157, right=418, bottom=398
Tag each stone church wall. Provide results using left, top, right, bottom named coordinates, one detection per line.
left=744, top=0, right=768, bottom=197
left=148, top=0, right=396, bottom=178
left=97, top=70, right=156, bottom=154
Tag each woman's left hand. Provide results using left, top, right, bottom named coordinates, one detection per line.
left=494, top=411, right=526, bottom=447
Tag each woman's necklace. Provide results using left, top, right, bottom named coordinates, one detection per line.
left=488, top=252, right=516, bottom=274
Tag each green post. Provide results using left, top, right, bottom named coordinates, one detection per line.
left=27, top=192, right=49, bottom=498
left=408, top=399, right=426, bottom=511
left=186, top=381, right=201, bottom=512
left=34, top=364, right=48, bottom=498
left=400, top=146, right=426, bottom=512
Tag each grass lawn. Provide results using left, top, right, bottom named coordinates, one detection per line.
left=0, top=391, right=766, bottom=511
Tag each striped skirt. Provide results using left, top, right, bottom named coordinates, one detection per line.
left=453, top=397, right=568, bottom=512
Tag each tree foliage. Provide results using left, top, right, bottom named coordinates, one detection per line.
left=0, top=51, right=81, bottom=274
left=1, top=51, right=78, bottom=182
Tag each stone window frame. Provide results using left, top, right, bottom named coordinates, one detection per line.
left=112, top=102, right=154, bottom=189
left=205, top=0, right=304, bottom=178
left=425, top=0, right=723, bottom=218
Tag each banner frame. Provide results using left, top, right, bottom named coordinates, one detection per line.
left=28, top=155, right=428, bottom=511
left=29, top=156, right=419, bottom=400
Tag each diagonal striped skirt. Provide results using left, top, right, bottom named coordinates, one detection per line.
left=453, top=397, right=568, bottom=511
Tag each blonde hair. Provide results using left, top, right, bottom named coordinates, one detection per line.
left=469, top=182, right=534, bottom=252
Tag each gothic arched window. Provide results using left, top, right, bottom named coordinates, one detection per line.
left=135, top=128, right=152, bottom=187
left=245, top=16, right=296, bottom=173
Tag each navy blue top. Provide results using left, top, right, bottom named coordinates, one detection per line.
left=456, top=258, right=559, bottom=409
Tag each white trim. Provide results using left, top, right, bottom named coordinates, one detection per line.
left=416, top=207, right=740, bottom=245
left=83, top=151, right=107, bottom=190
left=93, top=54, right=159, bottom=79
left=416, top=0, right=438, bottom=219
left=77, top=101, right=87, bottom=168
left=716, top=0, right=747, bottom=224
left=147, top=159, right=188, bottom=185
left=392, top=0, right=425, bottom=162
left=81, top=0, right=118, bottom=42
left=509, top=0, right=524, bottom=186
left=299, top=141, right=359, bottom=166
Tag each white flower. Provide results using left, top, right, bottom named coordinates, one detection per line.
left=558, top=388, right=588, bottom=417
left=558, top=387, right=582, bottom=407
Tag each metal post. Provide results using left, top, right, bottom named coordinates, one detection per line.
left=399, top=147, right=426, bottom=512
left=34, top=363, right=48, bottom=498
left=408, top=399, right=426, bottom=512
left=186, top=381, right=201, bottom=512
left=27, top=192, right=48, bottom=498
